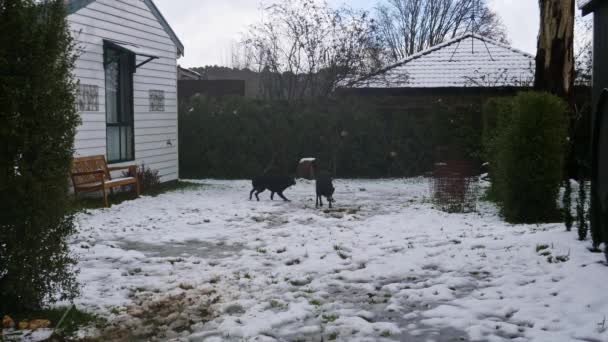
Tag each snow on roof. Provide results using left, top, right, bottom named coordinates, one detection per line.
left=352, top=33, right=535, bottom=89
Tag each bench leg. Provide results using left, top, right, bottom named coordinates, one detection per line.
left=102, top=187, right=109, bottom=207
left=135, top=179, right=141, bottom=196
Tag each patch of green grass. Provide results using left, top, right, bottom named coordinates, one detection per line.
left=328, top=332, right=339, bottom=340
left=309, top=299, right=322, bottom=306
left=68, top=181, right=205, bottom=212
left=322, top=313, right=339, bottom=322
left=270, top=299, right=284, bottom=309
left=256, top=247, right=267, bottom=254
left=536, top=244, right=550, bottom=253
left=6, top=306, right=103, bottom=337
left=380, top=330, right=392, bottom=337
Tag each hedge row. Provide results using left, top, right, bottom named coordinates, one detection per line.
left=178, top=96, right=482, bottom=179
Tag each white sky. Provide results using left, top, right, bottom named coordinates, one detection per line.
left=154, top=0, right=543, bottom=68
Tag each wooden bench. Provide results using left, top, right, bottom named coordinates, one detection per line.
left=71, top=155, right=140, bottom=207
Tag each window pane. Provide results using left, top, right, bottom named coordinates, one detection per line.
left=120, top=126, right=134, bottom=161
left=105, top=49, right=119, bottom=124
left=120, top=53, right=133, bottom=123
left=107, top=126, right=120, bottom=162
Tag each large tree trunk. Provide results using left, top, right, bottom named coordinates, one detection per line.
left=534, top=0, right=575, bottom=101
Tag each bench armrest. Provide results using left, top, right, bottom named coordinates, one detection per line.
left=107, top=165, right=137, bottom=173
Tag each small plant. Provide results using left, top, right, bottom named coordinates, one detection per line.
left=598, top=316, right=607, bottom=333
left=270, top=299, right=284, bottom=309
left=123, top=163, right=161, bottom=194
left=577, top=178, right=588, bottom=241
left=380, top=330, right=392, bottom=337
left=322, top=313, right=339, bottom=322
left=256, top=247, right=267, bottom=254
left=536, top=244, right=549, bottom=252
left=337, top=251, right=349, bottom=260
left=310, top=299, right=322, bottom=306
left=328, top=332, right=339, bottom=340
left=563, top=179, right=573, bottom=231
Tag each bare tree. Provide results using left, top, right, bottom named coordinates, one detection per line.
left=241, top=0, right=381, bottom=101
left=374, top=0, right=508, bottom=62
left=574, top=12, right=592, bottom=87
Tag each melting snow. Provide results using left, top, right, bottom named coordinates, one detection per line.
left=68, top=178, right=608, bottom=341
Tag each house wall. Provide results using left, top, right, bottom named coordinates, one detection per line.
left=68, top=0, right=179, bottom=182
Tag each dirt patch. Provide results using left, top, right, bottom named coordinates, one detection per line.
left=88, top=287, right=221, bottom=341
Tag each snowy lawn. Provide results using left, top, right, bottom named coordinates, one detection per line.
left=71, top=178, right=608, bottom=342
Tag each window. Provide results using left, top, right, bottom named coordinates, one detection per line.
left=149, top=89, right=165, bottom=112
left=76, top=84, right=99, bottom=112
left=104, top=45, right=135, bottom=163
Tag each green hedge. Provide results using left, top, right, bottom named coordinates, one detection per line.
left=178, top=96, right=482, bottom=179
left=483, top=92, right=568, bottom=223
left=0, top=0, right=80, bottom=312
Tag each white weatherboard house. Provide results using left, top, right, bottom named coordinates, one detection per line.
left=66, top=0, right=184, bottom=182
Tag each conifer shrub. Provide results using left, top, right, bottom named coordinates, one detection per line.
left=0, top=0, right=80, bottom=312
left=563, top=179, right=573, bottom=231
left=577, top=178, right=589, bottom=240
left=484, top=92, right=568, bottom=223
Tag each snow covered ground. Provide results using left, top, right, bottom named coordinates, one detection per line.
left=70, top=178, right=608, bottom=342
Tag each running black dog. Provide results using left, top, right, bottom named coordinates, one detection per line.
left=316, top=174, right=335, bottom=208
left=249, top=175, right=296, bottom=201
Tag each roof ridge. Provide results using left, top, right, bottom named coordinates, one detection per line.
left=353, top=33, right=533, bottom=86
left=468, top=33, right=535, bottom=59
left=65, top=0, right=184, bottom=56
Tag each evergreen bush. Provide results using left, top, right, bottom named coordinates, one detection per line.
left=577, top=178, right=588, bottom=240
left=485, top=92, right=568, bottom=223
left=0, top=0, right=80, bottom=312
left=563, top=179, right=573, bottom=231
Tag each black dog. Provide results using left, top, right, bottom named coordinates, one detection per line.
left=250, top=175, right=296, bottom=201
left=315, top=175, right=335, bottom=208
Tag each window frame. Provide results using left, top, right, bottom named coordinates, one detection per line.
left=103, top=44, right=135, bottom=164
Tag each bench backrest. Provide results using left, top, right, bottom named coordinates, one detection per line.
left=71, top=155, right=111, bottom=186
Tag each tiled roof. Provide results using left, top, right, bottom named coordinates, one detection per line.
left=352, top=34, right=535, bottom=89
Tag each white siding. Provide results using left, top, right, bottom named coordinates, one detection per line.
left=69, top=0, right=179, bottom=182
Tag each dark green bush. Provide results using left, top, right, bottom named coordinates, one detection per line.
left=482, top=96, right=514, bottom=201
left=0, top=0, right=80, bottom=312
left=484, top=92, right=568, bottom=223
left=563, top=179, right=573, bottom=231
left=178, top=95, right=479, bottom=179
left=577, top=178, right=588, bottom=240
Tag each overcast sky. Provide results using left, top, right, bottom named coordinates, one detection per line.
left=154, top=0, right=541, bottom=68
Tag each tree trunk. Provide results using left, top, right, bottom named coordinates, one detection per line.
left=534, top=0, right=575, bottom=102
